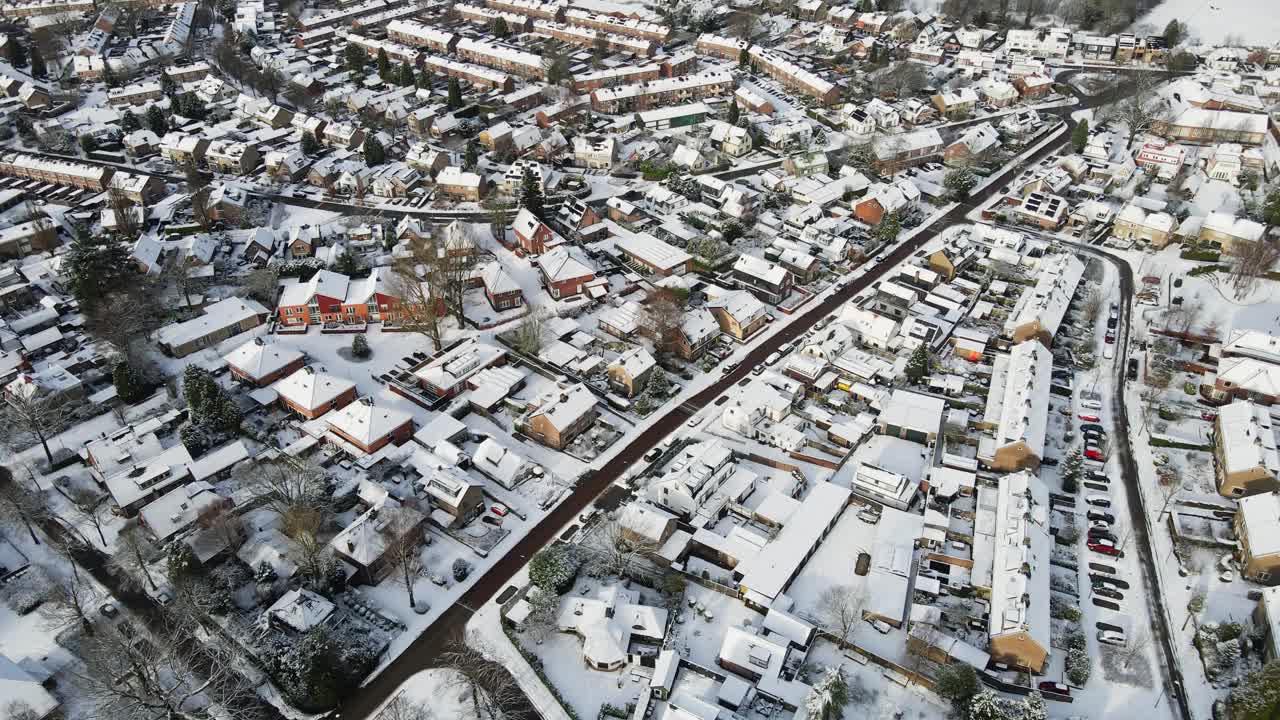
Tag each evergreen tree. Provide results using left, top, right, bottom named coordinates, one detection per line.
left=520, top=168, right=544, bottom=219
left=65, top=235, right=135, bottom=310
left=351, top=334, right=371, bottom=359
left=160, top=71, right=177, bottom=97
left=362, top=133, right=386, bottom=165
left=944, top=167, right=977, bottom=200
left=803, top=667, right=848, bottom=720
left=376, top=48, right=391, bottom=81
left=873, top=212, right=902, bottom=246
left=1065, top=647, right=1091, bottom=685
left=15, top=115, right=33, bottom=138
left=1021, top=692, right=1047, bottom=720
left=934, top=664, right=979, bottom=712
left=738, top=47, right=749, bottom=67
left=529, top=545, right=578, bottom=592
left=417, top=67, right=433, bottom=89
left=335, top=250, right=359, bottom=275
left=345, top=42, right=367, bottom=75
left=397, top=59, right=415, bottom=86
left=492, top=16, right=510, bottom=37
left=967, top=690, right=1009, bottom=720
left=121, top=109, right=141, bottom=133
left=79, top=134, right=98, bottom=156
left=301, top=130, right=320, bottom=156
left=1265, top=188, right=1280, bottom=227
left=145, top=105, right=169, bottom=135
left=102, top=61, right=119, bottom=88
left=904, top=342, right=929, bottom=383
left=463, top=141, right=479, bottom=170
left=1071, top=119, right=1090, bottom=153
left=29, top=45, right=45, bottom=78
left=1061, top=448, right=1083, bottom=493
left=446, top=77, right=463, bottom=108
left=727, top=99, right=740, bottom=125
left=7, top=34, right=27, bottom=68
left=1162, top=19, right=1185, bottom=47
left=112, top=361, right=146, bottom=404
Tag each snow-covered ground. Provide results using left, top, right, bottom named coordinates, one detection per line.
left=1134, top=0, right=1279, bottom=46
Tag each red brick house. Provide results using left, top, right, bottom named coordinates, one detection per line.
left=272, top=365, right=358, bottom=419
left=277, top=270, right=349, bottom=326
left=326, top=397, right=414, bottom=454
left=223, top=337, right=305, bottom=387
left=478, top=261, right=524, bottom=311
left=512, top=208, right=562, bottom=254
left=535, top=246, right=597, bottom=300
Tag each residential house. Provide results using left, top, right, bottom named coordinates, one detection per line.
left=522, top=383, right=598, bottom=449
left=327, top=397, right=414, bottom=454
left=223, top=337, right=305, bottom=387
left=607, top=347, right=657, bottom=398
left=535, top=246, right=596, bottom=299
left=708, top=291, right=769, bottom=341
left=272, top=365, right=358, bottom=419
left=153, top=297, right=270, bottom=358
left=1215, top=401, right=1280, bottom=497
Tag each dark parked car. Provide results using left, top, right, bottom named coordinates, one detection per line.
left=1088, top=510, right=1116, bottom=524
left=1094, top=586, right=1124, bottom=600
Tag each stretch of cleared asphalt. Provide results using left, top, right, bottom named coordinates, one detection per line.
left=333, top=70, right=1172, bottom=720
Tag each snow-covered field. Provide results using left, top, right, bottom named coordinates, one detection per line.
left=1134, top=0, right=1278, bottom=45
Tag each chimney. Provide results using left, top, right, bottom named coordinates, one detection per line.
left=347, top=541, right=355, bottom=551
left=560, top=392, right=569, bottom=403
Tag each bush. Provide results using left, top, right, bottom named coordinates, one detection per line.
left=1066, top=630, right=1087, bottom=651
left=1180, top=249, right=1220, bottom=262
left=1218, top=622, right=1244, bottom=642
left=452, top=557, right=471, bottom=582
left=1066, top=647, right=1091, bottom=685
left=528, top=545, right=579, bottom=594
left=351, top=334, right=371, bottom=359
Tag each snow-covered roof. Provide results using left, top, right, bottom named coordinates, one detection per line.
left=266, top=588, right=335, bottom=633
left=154, top=297, right=268, bottom=350
left=1218, top=357, right=1280, bottom=397
left=618, top=502, right=675, bottom=544
left=138, top=480, right=226, bottom=541
left=526, top=382, right=597, bottom=432
left=707, top=290, right=767, bottom=325
left=331, top=500, right=423, bottom=567
left=535, top=246, right=596, bottom=283
left=557, top=584, right=667, bottom=669
left=414, top=339, right=506, bottom=391
left=615, top=232, right=692, bottom=272
left=272, top=365, right=356, bottom=412
left=0, top=654, right=57, bottom=720
left=472, top=437, right=528, bottom=487
left=1217, top=400, right=1280, bottom=476
left=976, top=471, right=1051, bottom=659
left=223, top=337, right=303, bottom=382
left=983, top=340, right=1051, bottom=460
left=326, top=397, right=412, bottom=448
left=1003, top=253, right=1084, bottom=341
left=279, top=268, right=350, bottom=306
left=609, top=347, right=656, bottom=380
left=878, top=389, right=945, bottom=440
left=1240, top=491, right=1280, bottom=559
left=735, top=481, right=852, bottom=603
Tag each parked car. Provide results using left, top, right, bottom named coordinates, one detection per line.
left=1080, top=423, right=1106, bottom=435
left=1089, top=540, right=1122, bottom=556
left=1078, top=414, right=1100, bottom=422
left=1085, top=448, right=1104, bottom=461
left=1104, top=332, right=1116, bottom=344
left=1127, top=358, right=1139, bottom=380
left=1086, top=471, right=1110, bottom=483
left=866, top=618, right=892, bottom=634
left=765, top=352, right=781, bottom=366
left=1097, top=629, right=1126, bottom=645
left=1202, top=411, right=1218, bottom=422
left=643, top=448, right=662, bottom=462
left=100, top=602, right=119, bottom=618
left=1038, top=681, right=1071, bottom=696
left=1088, top=510, right=1116, bottom=524
left=1088, top=529, right=1117, bottom=543
left=1094, top=586, right=1123, bottom=600
left=490, top=504, right=509, bottom=517
left=1086, top=495, right=1111, bottom=508
left=1041, top=457, right=1059, bottom=467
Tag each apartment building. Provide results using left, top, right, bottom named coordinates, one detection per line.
left=421, top=55, right=514, bottom=92
left=564, top=8, right=669, bottom=41
left=590, top=71, right=733, bottom=113
left=485, top=0, right=565, bottom=20
left=533, top=20, right=654, bottom=56
left=386, top=19, right=457, bottom=52
left=456, top=37, right=545, bottom=80
left=571, top=64, right=661, bottom=93
left=0, top=152, right=112, bottom=190
left=695, top=33, right=750, bottom=61
left=748, top=47, right=839, bottom=105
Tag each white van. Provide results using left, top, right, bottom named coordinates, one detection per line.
left=1103, top=345, right=1115, bottom=360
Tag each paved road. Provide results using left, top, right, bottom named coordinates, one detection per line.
left=333, top=78, right=1144, bottom=719
left=1054, top=237, right=1192, bottom=720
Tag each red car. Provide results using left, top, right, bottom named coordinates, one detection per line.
left=1089, top=541, right=1122, bottom=557
left=1078, top=414, right=1100, bottom=422
left=1201, top=412, right=1218, bottom=422
left=1085, top=448, right=1104, bottom=461
left=1105, top=333, right=1116, bottom=344
left=1038, top=681, right=1071, bottom=696
left=490, top=503, right=509, bottom=517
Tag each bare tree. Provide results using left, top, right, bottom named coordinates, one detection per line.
left=1115, top=75, right=1167, bottom=150
left=438, top=640, right=528, bottom=720
left=376, top=693, right=434, bottom=720
left=40, top=565, right=98, bottom=636
left=0, top=466, right=45, bottom=545
left=390, top=255, right=446, bottom=352
left=436, top=224, right=480, bottom=324
left=1229, top=239, right=1280, bottom=297
left=196, top=502, right=244, bottom=552
left=1081, top=288, right=1103, bottom=327
left=815, top=584, right=867, bottom=643
left=107, top=188, right=142, bottom=238
left=68, top=613, right=265, bottom=720
left=381, top=506, right=425, bottom=610
left=509, top=304, right=551, bottom=356
left=523, top=587, right=560, bottom=644
left=113, top=518, right=160, bottom=591
left=583, top=512, right=659, bottom=578
left=641, top=288, right=686, bottom=354
left=2, top=389, right=74, bottom=465
left=4, top=700, right=41, bottom=720
left=64, top=484, right=110, bottom=547
left=190, top=186, right=214, bottom=231
left=239, top=266, right=280, bottom=305
left=1115, top=627, right=1151, bottom=669
left=234, top=457, right=330, bottom=537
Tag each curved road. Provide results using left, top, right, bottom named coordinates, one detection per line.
left=333, top=71, right=1162, bottom=720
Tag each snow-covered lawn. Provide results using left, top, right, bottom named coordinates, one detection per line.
left=1135, top=0, right=1279, bottom=46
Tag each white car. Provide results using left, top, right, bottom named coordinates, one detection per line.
left=1097, top=629, right=1126, bottom=646
left=866, top=618, right=892, bottom=634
